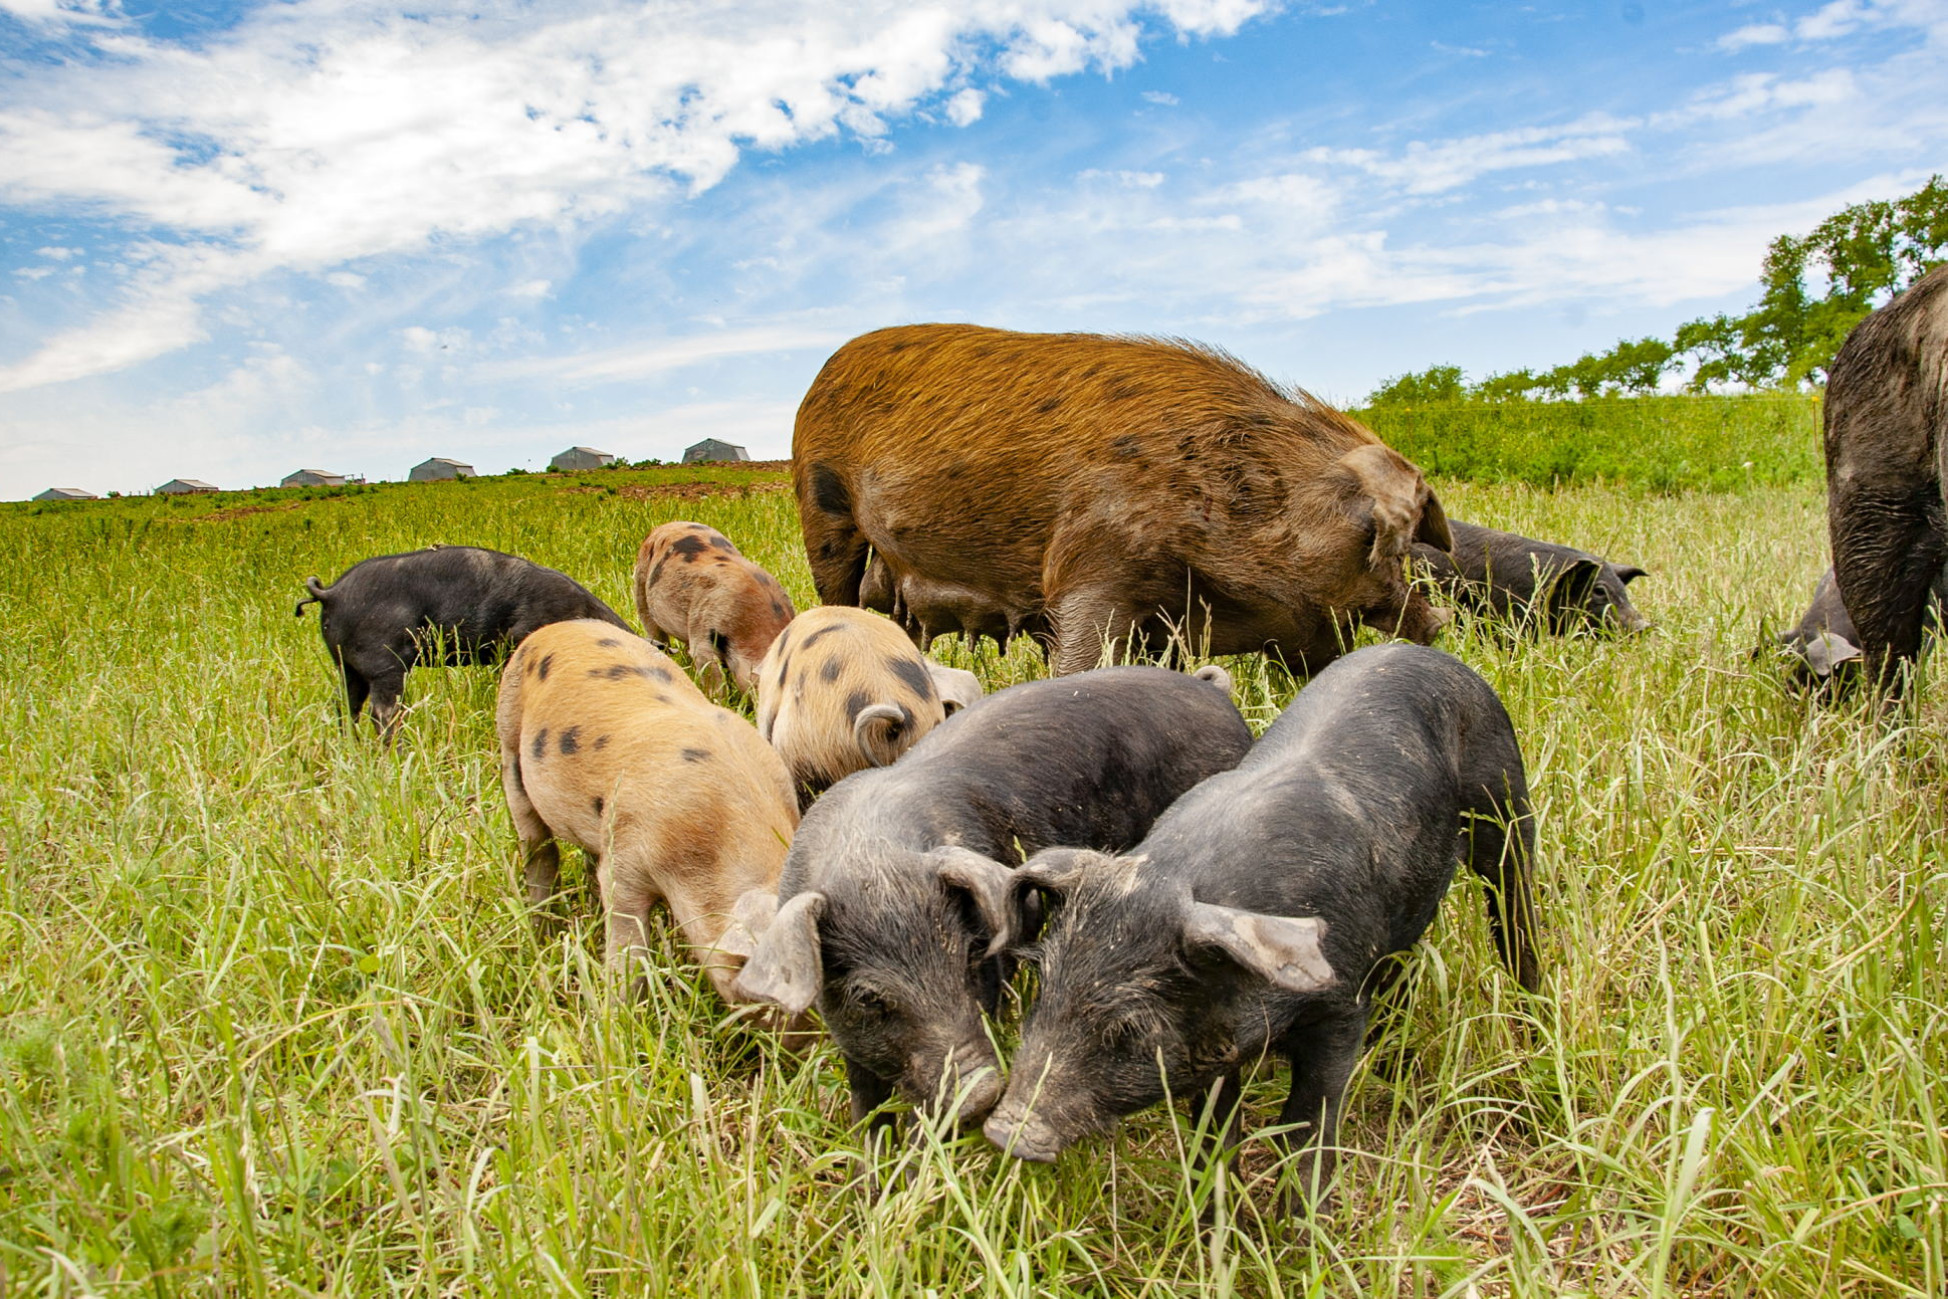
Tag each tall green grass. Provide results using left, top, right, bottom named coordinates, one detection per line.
left=1357, top=394, right=1823, bottom=491
left=0, top=461, right=1942, bottom=1296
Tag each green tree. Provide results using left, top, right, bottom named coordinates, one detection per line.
left=1677, top=174, right=1948, bottom=389
left=1367, top=364, right=1468, bottom=406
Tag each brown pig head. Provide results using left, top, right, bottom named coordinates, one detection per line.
left=1332, top=442, right=1451, bottom=565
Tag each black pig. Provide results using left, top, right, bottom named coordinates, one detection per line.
left=1772, top=566, right=1942, bottom=691
left=985, top=643, right=1541, bottom=1207
left=1414, top=518, right=1648, bottom=635
left=295, top=545, right=629, bottom=735
left=730, top=665, right=1252, bottom=1131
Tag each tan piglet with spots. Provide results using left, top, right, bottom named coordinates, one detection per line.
left=755, top=605, right=952, bottom=805
left=632, top=521, right=796, bottom=694
left=497, top=619, right=801, bottom=1020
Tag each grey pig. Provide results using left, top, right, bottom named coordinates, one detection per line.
left=985, top=643, right=1541, bottom=1209
left=729, top=664, right=1252, bottom=1131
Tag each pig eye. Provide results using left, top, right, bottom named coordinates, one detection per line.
left=849, top=986, right=891, bottom=1016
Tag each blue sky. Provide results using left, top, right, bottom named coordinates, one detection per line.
left=1, top=0, right=1944, bottom=499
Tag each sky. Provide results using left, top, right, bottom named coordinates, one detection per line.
left=1, top=0, right=1944, bottom=499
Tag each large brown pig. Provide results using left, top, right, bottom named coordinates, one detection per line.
left=794, top=325, right=1452, bottom=675
left=632, top=521, right=796, bottom=694
left=497, top=619, right=800, bottom=1021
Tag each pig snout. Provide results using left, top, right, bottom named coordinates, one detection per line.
left=983, top=1105, right=1063, bottom=1164
left=919, top=1042, right=1004, bottom=1125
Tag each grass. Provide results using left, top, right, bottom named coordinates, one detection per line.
left=1, top=451, right=1944, bottom=1296
left=1355, top=393, right=1824, bottom=491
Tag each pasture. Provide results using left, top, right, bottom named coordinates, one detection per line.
left=1, top=427, right=1943, bottom=1296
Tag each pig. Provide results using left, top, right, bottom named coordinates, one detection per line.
left=1773, top=569, right=1866, bottom=689
left=1412, top=519, right=1649, bottom=636
left=496, top=619, right=801, bottom=1020
left=985, top=643, right=1541, bottom=1210
left=295, top=544, right=629, bottom=736
left=794, top=325, right=1452, bottom=676
left=1824, top=263, right=1948, bottom=693
left=731, top=664, right=1255, bottom=1131
left=1771, top=566, right=1941, bottom=690
left=753, top=606, right=950, bottom=804
left=632, top=521, right=796, bottom=694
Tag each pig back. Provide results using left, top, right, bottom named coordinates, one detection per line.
left=794, top=325, right=1397, bottom=596
left=792, top=666, right=1254, bottom=879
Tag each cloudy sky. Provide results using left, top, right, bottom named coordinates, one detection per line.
left=1, top=0, right=1943, bottom=498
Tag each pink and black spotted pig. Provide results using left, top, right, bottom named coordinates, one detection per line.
left=632, top=521, right=796, bottom=694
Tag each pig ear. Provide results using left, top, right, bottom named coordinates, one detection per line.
left=730, top=891, right=826, bottom=1015
left=1546, top=558, right=1603, bottom=614
left=1804, top=630, right=1863, bottom=678
left=1414, top=487, right=1453, bottom=552
left=1333, top=443, right=1427, bottom=565
left=1191, top=664, right=1233, bottom=696
left=1011, top=848, right=1100, bottom=943
left=932, top=847, right=1018, bottom=957
left=713, top=888, right=778, bottom=960
left=1614, top=565, right=1647, bottom=585
left=1182, top=900, right=1335, bottom=994
left=852, top=703, right=910, bottom=768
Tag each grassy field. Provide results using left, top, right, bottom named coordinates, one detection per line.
left=1356, top=393, right=1823, bottom=492
left=1, top=445, right=1944, bottom=1296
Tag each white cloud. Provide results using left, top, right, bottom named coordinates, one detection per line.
left=945, top=88, right=986, bottom=126
left=1141, top=89, right=1180, bottom=105
left=1302, top=114, right=1637, bottom=195
left=484, top=323, right=843, bottom=385
left=1717, top=22, right=1789, bottom=51
left=1079, top=168, right=1166, bottom=187
left=0, top=0, right=1273, bottom=393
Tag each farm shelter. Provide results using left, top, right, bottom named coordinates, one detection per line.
left=682, top=438, right=749, bottom=464
left=549, top=446, right=616, bottom=472
left=280, top=469, right=348, bottom=488
left=156, top=478, right=218, bottom=495
left=409, top=458, right=475, bottom=482
left=33, top=487, right=96, bottom=501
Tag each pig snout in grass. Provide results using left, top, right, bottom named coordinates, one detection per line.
left=986, top=644, right=1540, bottom=1213
left=732, top=664, right=1255, bottom=1134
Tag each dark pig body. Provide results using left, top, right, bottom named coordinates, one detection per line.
left=731, top=665, right=1254, bottom=1129
left=1413, top=519, right=1648, bottom=635
left=986, top=644, right=1540, bottom=1207
left=1824, top=263, right=1948, bottom=691
left=295, top=545, right=629, bottom=734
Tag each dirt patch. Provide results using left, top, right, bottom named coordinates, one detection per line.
left=569, top=480, right=793, bottom=502
left=197, top=501, right=310, bottom=523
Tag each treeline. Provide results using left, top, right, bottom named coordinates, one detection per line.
left=1369, top=176, right=1947, bottom=405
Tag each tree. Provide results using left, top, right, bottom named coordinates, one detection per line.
left=1367, top=364, right=1467, bottom=406
left=1676, top=174, right=1947, bottom=389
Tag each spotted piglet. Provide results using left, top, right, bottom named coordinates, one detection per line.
left=632, top=521, right=797, bottom=694
left=755, top=606, right=949, bottom=804
left=497, top=619, right=801, bottom=1020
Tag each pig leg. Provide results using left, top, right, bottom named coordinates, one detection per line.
left=501, top=755, right=562, bottom=914
left=801, top=500, right=870, bottom=607
left=366, top=672, right=406, bottom=742
left=1274, top=1011, right=1366, bottom=1209
left=340, top=662, right=370, bottom=725
left=1461, top=788, right=1542, bottom=994
left=1828, top=479, right=1945, bottom=690
left=603, top=871, right=664, bottom=1000
left=1045, top=586, right=1149, bottom=676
